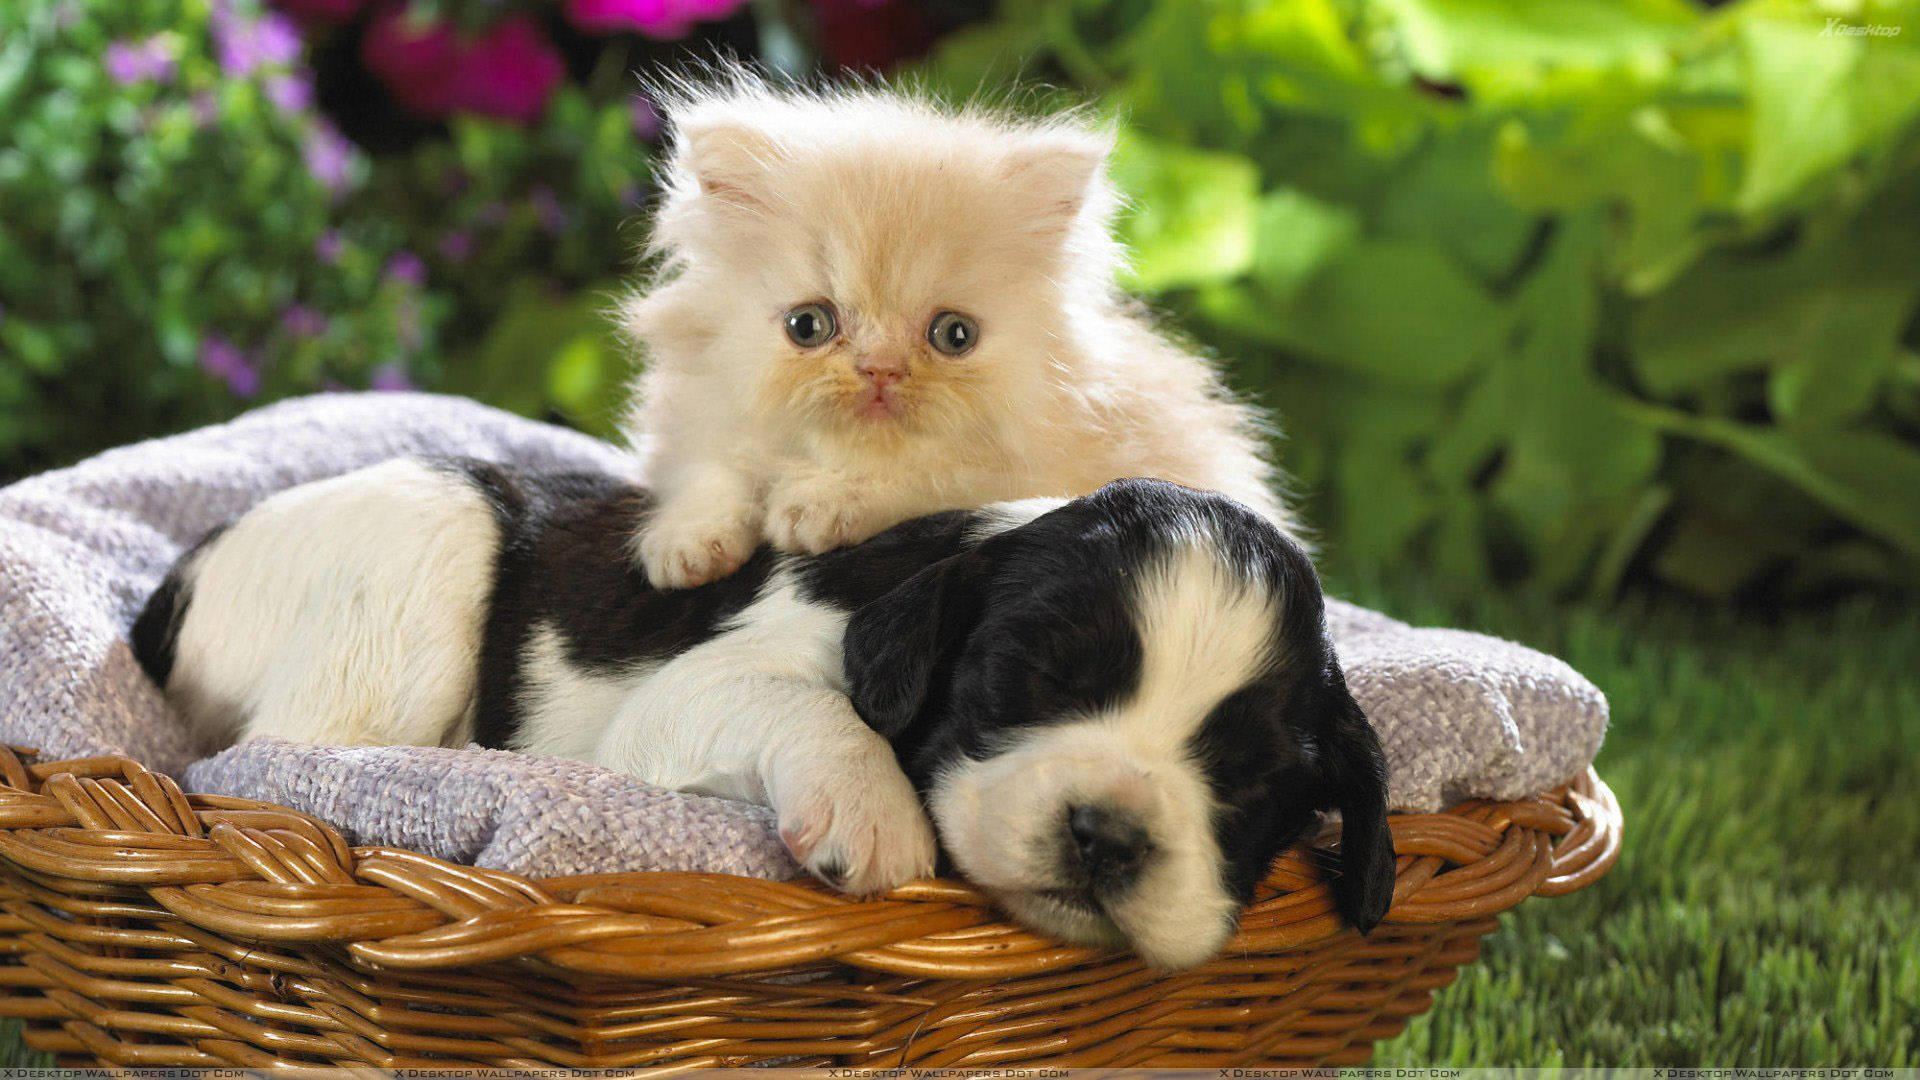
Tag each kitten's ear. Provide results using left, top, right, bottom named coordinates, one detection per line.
left=999, top=128, right=1112, bottom=231
left=677, top=116, right=782, bottom=211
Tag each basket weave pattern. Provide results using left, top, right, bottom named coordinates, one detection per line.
left=0, top=745, right=1619, bottom=1068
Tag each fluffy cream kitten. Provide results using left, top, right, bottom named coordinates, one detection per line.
left=625, top=78, right=1293, bottom=588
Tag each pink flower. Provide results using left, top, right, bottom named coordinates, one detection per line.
left=564, top=0, right=746, bottom=38
left=362, top=7, right=562, bottom=124
left=361, top=5, right=461, bottom=117
left=445, top=16, right=564, bottom=124
left=272, top=0, right=368, bottom=23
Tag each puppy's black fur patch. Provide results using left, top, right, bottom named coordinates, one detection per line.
left=431, top=459, right=781, bottom=749
left=130, top=523, right=229, bottom=688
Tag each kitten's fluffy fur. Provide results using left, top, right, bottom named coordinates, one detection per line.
left=625, top=76, right=1293, bottom=587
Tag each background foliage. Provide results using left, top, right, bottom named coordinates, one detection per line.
left=924, top=0, right=1920, bottom=599
left=3, top=0, right=1918, bottom=602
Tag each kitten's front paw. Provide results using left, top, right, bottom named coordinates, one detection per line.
left=765, top=478, right=884, bottom=555
left=639, top=506, right=757, bottom=589
left=776, top=746, right=937, bottom=896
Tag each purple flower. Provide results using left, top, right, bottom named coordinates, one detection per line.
left=529, top=184, right=567, bottom=235
left=438, top=230, right=473, bottom=262
left=280, top=303, right=327, bottom=337
left=630, top=93, right=661, bottom=139
left=476, top=201, right=510, bottom=226
left=199, top=335, right=261, bottom=398
left=190, top=90, right=221, bottom=127
left=315, top=229, right=344, bottom=263
left=214, top=4, right=303, bottom=78
left=303, top=120, right=356, bottom=195
left=266, top=73, right=314, bottom=113
left=370, top=363, right=415, bottom=392
left=384, top=250, right=425, bottom=285
left=620, top=182, right=646, bottom=210
left=106, top=36, right=177, bottom=85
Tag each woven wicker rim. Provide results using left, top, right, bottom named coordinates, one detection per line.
left=0, top=746, right=1620, bottom=980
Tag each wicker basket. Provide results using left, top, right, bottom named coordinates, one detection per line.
left=0, top=745, right=1619, bottom=1068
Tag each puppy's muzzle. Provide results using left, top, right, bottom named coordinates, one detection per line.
left=1061, top=803, right=1153, bottom=902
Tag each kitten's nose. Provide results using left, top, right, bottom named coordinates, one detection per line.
left=1066, top=804, right=1151, bottom=891
left=856, top=357, right=907, bottom=387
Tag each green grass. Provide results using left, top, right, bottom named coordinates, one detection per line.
left=2, top=587, right=1914, bottom=1066
left=1342, top=581, right=1920, bottom=1066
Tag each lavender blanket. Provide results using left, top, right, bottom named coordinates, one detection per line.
left=0, top=394, right=1606, bottom=881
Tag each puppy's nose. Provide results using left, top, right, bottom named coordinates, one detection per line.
left=1067, top=804, right=1150, bottom=889
left=856, top=357, right=906, bottom=387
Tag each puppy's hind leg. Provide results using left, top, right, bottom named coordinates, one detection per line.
left=168, top=459, right=498, bottom=751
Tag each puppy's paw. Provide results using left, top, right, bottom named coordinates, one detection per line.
left=764, top=477, right=884, bottom=555
left=638, top=506, right=757, bottom=590
left=777, top=754, right=937, bottom=896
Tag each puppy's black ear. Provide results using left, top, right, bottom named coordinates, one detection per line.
left=1322, top=690, right=1397, bottom=933
left=844, top=552, right=984, bottom=740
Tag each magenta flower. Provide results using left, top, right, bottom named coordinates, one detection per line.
left=361, top=4, right=460, bottom=117
left=302, top=120, right=356, bottom=195
left=105, top=36, right=177, bottom=85
left=385, top=250, right=425, bottom=285
left=445, top=16, right=564, bottom=125
left=363, top=7, right=562, bottom=125
left=370, top=364, right=415, bottom=392
left=199, top=336, right=261, bottom=398
left=565, top=0, right=746, bottom=37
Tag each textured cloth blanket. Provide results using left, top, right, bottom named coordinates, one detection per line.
left=0, top=394, right=1606, bottom=881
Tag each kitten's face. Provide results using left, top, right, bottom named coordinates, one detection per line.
left=640, top=92, right=1116, bottom=455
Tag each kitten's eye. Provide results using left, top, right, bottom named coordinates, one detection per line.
left=927, top=311, right=978, bottom=356
left=784, top=303, right=837, bottom=348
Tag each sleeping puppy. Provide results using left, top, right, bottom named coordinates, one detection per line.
left=132, top=459, right=1395, bottom=968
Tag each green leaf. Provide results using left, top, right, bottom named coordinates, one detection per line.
left=1767, top=282, right=1916, bottom=427
left=1372, top=0, right=1699, bottom=88
left=1110, top=131, right=1258, bottom=293
left=1252, top=239, right=1507, bottom=387
left=1738, top=19, right=1865, bottom=214
left=1249, top=187, right=1358, bottom=300
left=1629, top=403, right=1920, bottom=558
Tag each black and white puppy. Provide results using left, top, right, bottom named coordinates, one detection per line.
left=133, top=458, right=1395, bottom=968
